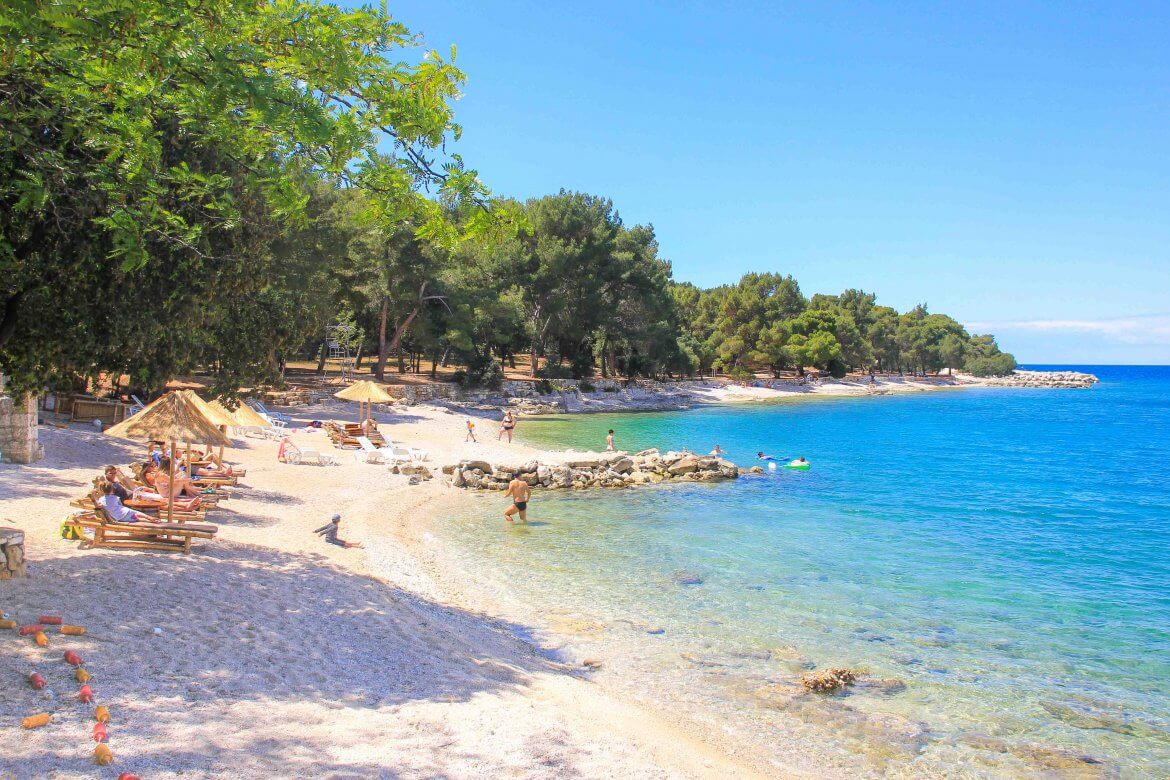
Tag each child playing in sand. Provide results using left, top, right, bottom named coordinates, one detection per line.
left=314, top=513, right=363, bottom=549
left=465, top=419, right=477, bottom=442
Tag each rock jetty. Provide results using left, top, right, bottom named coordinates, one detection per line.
left=443, top=449, right=757, bottom=491
left=980, top=370, right=1098, bottom=389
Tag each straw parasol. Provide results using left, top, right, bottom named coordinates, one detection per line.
left=106, top=391, right=229, bottom=522
left=334, top=380, right=395, bottom=425
left=180, top=391, right=237, bottom=460
left=219, top=400, right=270, bottom=429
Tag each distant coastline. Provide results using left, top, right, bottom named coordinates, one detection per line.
left=449, top=369, right=1099, bottom=417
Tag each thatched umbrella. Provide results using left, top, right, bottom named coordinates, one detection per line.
left=181, top=391, right=236, bottom=461
left=334, top=380, right=395, bottom=426
left=216, top=400, right=270, bottom=430
left=106, top=391, right=230, bottom=522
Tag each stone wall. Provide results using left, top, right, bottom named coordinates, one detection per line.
left=0, top=393, right=43, bottom=464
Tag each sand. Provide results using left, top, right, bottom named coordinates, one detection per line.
left=0, top=401, right=792, bottom=779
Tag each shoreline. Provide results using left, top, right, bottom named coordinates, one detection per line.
left=0, top=372, right=1103, bottom=777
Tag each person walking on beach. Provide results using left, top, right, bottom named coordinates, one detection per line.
left=606, top=429, right=615, bottom=451
left=465, top=419, right=477, bottom=442
left=503, top=476, right=531, bottom=523
left=314, top=513, right=363, bottom=548
left=498, top=410, right=516, bottom=443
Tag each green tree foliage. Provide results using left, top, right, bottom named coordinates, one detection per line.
left=964, top=334, right=1017, bottom=376
left=0, top=0, right=507, bottom=394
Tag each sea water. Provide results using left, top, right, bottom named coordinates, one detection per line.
left=436, top=366, right=1170, bottom=776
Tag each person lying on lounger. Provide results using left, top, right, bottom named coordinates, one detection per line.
left=96, top=481, right=151, bottom=524
left=151, top=457, right=208, bottom=499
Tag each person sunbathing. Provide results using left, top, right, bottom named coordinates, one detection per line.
left=96, top=481, right=151, bottom=524
left=189, top=448, right=243, bottom=477
left=152, top=457, right=208, bottom=499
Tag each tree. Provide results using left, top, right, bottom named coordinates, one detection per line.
left=0, top=0, right=505, bottom=395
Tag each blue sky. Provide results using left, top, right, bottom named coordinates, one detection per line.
left=379, top=1, right=1169, bottom=363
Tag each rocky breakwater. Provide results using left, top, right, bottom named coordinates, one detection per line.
left=981, top=370, right=1099, bottom=388
left=443, top=449, right=758, bottom=491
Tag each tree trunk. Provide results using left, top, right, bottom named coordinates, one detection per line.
left=529, top=347, right=538, bottom=378
left=315, top=334, right=328, bottom=374
left=440, top=346, right=451, bottom=367
left=375, top=299, right=389, bottom=380
left=430, top=352, right=438, bottom=378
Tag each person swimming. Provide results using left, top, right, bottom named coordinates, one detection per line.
left=786, top=456, right=810, bottom=468
left=757, top=452, right=775, bottom=460
left=710, top=444, right=725, bottom=456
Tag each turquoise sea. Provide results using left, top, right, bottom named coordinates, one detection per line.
left=438, top=366, right=1170, bottom=776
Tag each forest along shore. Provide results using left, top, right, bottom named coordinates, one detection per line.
left=442, top=370, right=1100, bottom=416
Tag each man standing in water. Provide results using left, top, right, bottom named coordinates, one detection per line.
left=503, top=475, right=531, bottom=523
left=606, top=429, right=615, bottom=451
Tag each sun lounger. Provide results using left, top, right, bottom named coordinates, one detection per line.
left=247, top=399, right=290, bottom=424
left=353, top=436, right=406, bottom=464
left=66, top=507, right=218, bottom=554
left=284, top=443, right=337, bottom=466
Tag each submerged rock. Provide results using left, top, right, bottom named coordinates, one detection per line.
left=671, top=570, right=705, bottom=586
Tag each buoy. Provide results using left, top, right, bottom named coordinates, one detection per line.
left=76, top=667, right=92, bottom=683
left=61, top=625, right=86, bottom=636
left=93, top=722, right=108, bottom=743
left=28, top=672, right=46, bottom=690
left=64, top=650, right=82, bottom=666
left=18, top=624, right=43, bottom=636
left=34, top=631, right=49, bottom=647
left=94, top=705, right=110, bottom=723
left=39, top=615, right=63, bottom=625
left=0, top=618, right=16, bottom=629
left=94, top=743, right=113, bottom=765
left=79, top=684, right=94, bottom=703
left=117, top=773, right=141, bottom=780
left=21, top=713, right=51, bottom=729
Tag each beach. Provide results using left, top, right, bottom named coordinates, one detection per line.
left=1, top=399, right=789, bottom=779
left=0, top=370, right=1142, bottom=779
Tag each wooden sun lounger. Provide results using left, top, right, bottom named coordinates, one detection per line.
left=72, top=497, right=206, bottom=523
left=67, top=508, right=218, bottom=554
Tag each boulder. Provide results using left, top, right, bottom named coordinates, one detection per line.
left=519, top=472, right=539, bottom=486
left=564, top=457, right=603, bottom=469
left=463, top=459, right=492, bottom=473
left=452, top=469, right=466, bottom=487
left=635, top=448, right=660, bottom=457
left=610, top=456, right=635, bottom=474
left=667, top=456, right=700, bottom=475
left=441, top=464, right=457, bottom=475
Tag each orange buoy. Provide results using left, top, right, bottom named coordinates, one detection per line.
left=61, top=625, right=86, bottom=636
left=21, top=713, right=51, bottom=729
left=76, top=667, right=92, bottom=683
left=117, top=774, right=141, bottom=780
left=93, top=722, right=108, bottom=742
left=39, top=615, right=63, bottom=625
left=28, top=672, right=46, bottom=690
left=0, top=618, right=16, bottom=629
left=94, top=743, right=113, bottom=765
left=94, top=705, right=110, bottom=723
left=64, top=650, right=82, bottom=666
left=18, top=624, right=43, bottom=636
left=33, top=631, right=49, bottom=647
left=79, top=684, right=94, bottom=703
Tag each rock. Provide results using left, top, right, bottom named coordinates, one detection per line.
left=1012, top=745, right=1116, bottom=777
left=581, top=658, right=603, bottom=670
left=461, top=470, right=482, bottom=488
left=452, top=468, right=465, bottom=487
left=491, top=467, right=515, bottom=480
left=672, top=570, right=704, bottom=586
left=610, top=456, right=635, bottom=473
left=645, top=626, right=665, bottom=635
left=856, top=678, right=907, bottom=696
left=667, top=456, right=700, bottom=475
left=401, top=464, right=431, bottom=479
left=564, top=457, right=603, bottom=469
left=440, top=464, right=457, bottom=475
left=754, top=682, right=807, bottom=709
left=519, top=472, right=539, bottom=485
left=801, top=668, right=858, bottom=693
left=749, top=466, right=764, bottom=474
left=635, top=448, right=660, bottom=457
left=536, top=465, right=551, bottom=482
left=1040, top=698, right=1157, bottom=737
left=463, top=459, right=491, bottom=473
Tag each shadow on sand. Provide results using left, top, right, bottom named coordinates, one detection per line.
left=0, top=542, right=572, bottom=776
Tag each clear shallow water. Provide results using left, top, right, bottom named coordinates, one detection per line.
left=437, top=366, right=1170, bottom=776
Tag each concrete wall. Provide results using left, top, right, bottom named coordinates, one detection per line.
left=0, top=393, right=43, bottom=464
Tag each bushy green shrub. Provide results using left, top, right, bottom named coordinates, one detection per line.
left=729, top=365, right=754, bottom=382
left=827, top=359, right=848, bottom=379
left=965, top=353, right=1017, bottom=377
left=536, top=362, right=573, bottom=379
left=534, top=379, right=554, bottom=395
left=578, top=380, right=596, bottom=393
left=455, top=353, right=504, bottom=389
